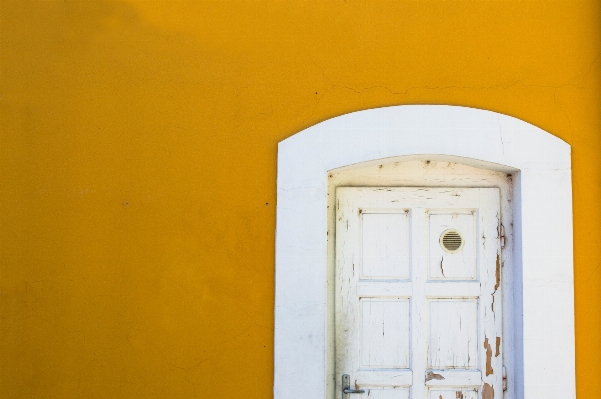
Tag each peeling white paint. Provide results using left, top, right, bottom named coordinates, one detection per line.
left=335, top=187, right=502, bottom=398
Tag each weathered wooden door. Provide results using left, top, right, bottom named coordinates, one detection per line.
left=335, top=187, right=503, bottom=399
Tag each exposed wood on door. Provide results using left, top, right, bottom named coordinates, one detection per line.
left=482, top=383, right=494, bottom=399
left=495, top=337, right=501, bottom=357
left=494, top=254, right=500, bottom=292
left=425, top=372, right=445, bottom=381
left=484, top=337, right=494, bottom=376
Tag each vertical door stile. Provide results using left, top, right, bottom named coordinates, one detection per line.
left=478, top=191, right=503, bottom=399
left=335, top=190, right=354, bottom=399
left=411, top=207, right=426, bottom=399
left=335, top=193, right=342, bottom=399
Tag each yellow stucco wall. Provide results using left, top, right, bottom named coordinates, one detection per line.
left=1, top=1, right=599, bottom=397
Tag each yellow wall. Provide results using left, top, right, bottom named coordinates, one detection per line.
left=1, top=1, right=599, bottom=397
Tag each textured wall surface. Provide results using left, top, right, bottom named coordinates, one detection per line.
left=1, top=1, right=599, bottom=398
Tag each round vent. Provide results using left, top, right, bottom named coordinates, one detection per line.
left=440, top=229, right=464, bottom=253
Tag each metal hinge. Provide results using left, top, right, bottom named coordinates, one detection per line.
left=499, top=224, right=506, bottom=249
left=502, top=366, right=507, bottom=391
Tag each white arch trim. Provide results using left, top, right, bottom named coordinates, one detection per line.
left=274, top=105, right=574, bottom=399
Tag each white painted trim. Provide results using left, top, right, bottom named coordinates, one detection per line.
left=274, top=105, right=574, bottom=399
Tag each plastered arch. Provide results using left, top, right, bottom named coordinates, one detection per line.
left=274, top=105, right=574, bottom=399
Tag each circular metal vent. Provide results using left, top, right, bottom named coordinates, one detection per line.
left=440, top=229, right=464, bottom=253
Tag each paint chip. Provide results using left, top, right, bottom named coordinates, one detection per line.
left=495, top=337, right=501, bottom=357
left=425, top=372, right=445, bottom=382
left=482, top=383, right=494, bottom=399
left=484, top=337, right=494, bottom=376
left=494, top=254, right=500, bottom=291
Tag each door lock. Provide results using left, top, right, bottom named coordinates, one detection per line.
left=342, top=374, right=365, bottom=397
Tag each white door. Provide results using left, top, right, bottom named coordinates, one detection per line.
left=335, top=187, right=503, bottom=399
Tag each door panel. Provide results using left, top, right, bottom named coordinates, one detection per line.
left=357, top=388, right=411, bottom=399
left=335, top=187, right=502, bottom=399
left=428, top=388, right=479, bottom=399
left=360, top=298, right=411, bottom=368
left=428, top=299, right=478, bottom=369
left=428, top=214, right=477, bottom=280
left=362, top=213, right=410, bottom=279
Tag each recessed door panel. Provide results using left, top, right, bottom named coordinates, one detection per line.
left=428, top=213, right=477, bottom=280
left=360, top=298, right=410, bottom=369
left=428, top=388, right=479, bottom=399
left=362, top=213, right=410, bottom=280
left=428, top=299, right=478, bottom=369
left=356, top=388, right=410, bottom=399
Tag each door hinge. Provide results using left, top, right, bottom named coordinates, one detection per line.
left=502, top=365, right=507, bottom=391
left=499, top=224, right=506, bottom=249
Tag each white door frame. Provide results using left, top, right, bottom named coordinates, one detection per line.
left=274, top=105, right=575, bottom=399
